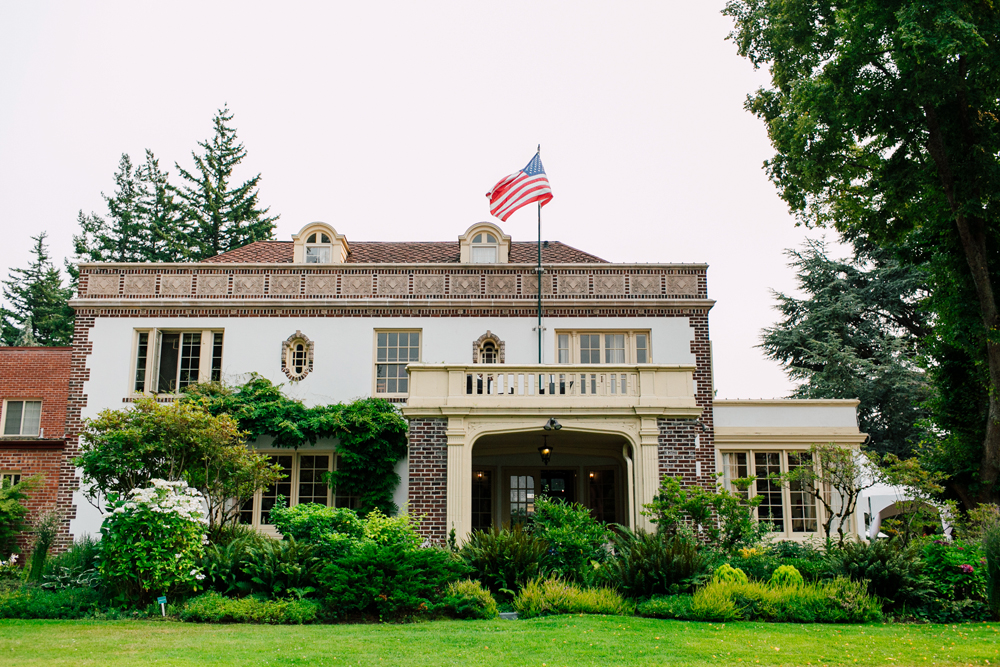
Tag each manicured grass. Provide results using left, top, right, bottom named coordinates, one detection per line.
left=1, top=616, right=998, bottom=666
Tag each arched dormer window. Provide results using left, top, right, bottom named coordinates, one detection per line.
left=471, top=232, right=499, bottom=264
left=292, top=222, right=349, bottom=264
left=281, top=331, right=314, bottom=381
left=481, top=341, right=497, bottom=363
left=305, top=232, right=332, bottom=263
left=459, top=222, right=510, bottom=264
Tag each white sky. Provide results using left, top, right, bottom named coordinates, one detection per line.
left=0, top=1, right=839, bottom=399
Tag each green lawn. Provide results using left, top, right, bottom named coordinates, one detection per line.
left=1, top=616, right=998, bottom=666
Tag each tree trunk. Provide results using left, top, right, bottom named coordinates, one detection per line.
left=924, top=106, right=1000, bottom=504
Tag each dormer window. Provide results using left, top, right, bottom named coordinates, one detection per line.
left=305, top=233, right=332, bottom=263
left=481, top=341, right=497, bottom=363
left=471, top=233, right=499, bottom=263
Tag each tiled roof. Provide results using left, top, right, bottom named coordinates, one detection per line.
left=201, top=240, right=608, bottom=264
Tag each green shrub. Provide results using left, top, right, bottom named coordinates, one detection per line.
left=0, top=554, right=21, bottom=581
left=770, top=564, right=805, bottom=587
left=361, top=508, right=423, bottom=548
left=781, top=557, right=827, bottom=582
left=0, top=585, right=102, bottom=619
left=441, top=579, right=499, bottom=620
left=922, top=539, right=986, bottom=601
left=27, top=510, right=60, bottom=582
left=44, top=535, right=101, bottom=577
left=986, top=523, right=1000, bottom=619
left=240, top=536, right=321, bottom=599
left=460, top=524, right=549, bottom=599
left=825, top=538, right=929, bottom=610
left=180, top=591, right=319, bottom=624
left=712, top=563, right=748, bottom=585
left=690, top=578, right=881, bottom=623
left=0, top=475, right=38, bottom=556
left=768, top=540, right=823, bottom=560
left=512, top=577, right=633, bottom=619
left=636, top=594, right=693, bottom=619
left=268, top=502, right=363, bottom=543
left=735, top=552, right=781, bottom=581
left=532, top=497, right=611, bottom=584
left=199, top=532, right=270, bottom=596
left=99, top=479, right=208, bottom=606
left=320, top=542, right=467, bottom=620
left=604, top=529, right=707, bottom=598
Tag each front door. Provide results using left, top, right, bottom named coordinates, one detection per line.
left=540, top=469, right=577, bottom=503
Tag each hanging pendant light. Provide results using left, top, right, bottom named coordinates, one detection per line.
left=538, top=434, right=553, bottom=465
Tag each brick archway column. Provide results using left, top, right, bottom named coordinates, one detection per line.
left=406, top=418, right=448, bottom=543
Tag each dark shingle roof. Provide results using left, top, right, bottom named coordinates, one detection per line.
left=201, top=240, right=607, bottom=264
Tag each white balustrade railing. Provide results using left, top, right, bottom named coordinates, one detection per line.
left=463, top=369, right=637, bottom=397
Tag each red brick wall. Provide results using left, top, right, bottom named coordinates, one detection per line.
left=658, top=310, right=715, bottom=491
left=0, top=347, right=73, bottom=553
left=406, top=418, right=448, bottom=542
left=0, top=347, right=72, bottom=440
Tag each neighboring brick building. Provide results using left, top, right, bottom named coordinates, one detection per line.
left=0, top=346, right=73, bottom=553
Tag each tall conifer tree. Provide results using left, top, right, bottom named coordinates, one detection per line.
left=1, top=233, right=75, bottom=347
left=172, top=106, right=277, bottom=260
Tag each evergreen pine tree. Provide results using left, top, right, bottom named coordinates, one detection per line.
left=135, top=150, right=189, bottom=262
left=1, top=233, right=75, bottom=347
left=172, top=105, right=278, bottom=260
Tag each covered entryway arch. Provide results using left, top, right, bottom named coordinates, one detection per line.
left=469, top=428, right=634, bottom=531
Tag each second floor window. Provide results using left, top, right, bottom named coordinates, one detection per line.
left=375, top=331, right=420, bottom=395
left=3, top=400, right=41, bottom=436
left=133, top=329, right=224, bottom=394
left=471, top=232, right=498, bottom=263
left=556, top=331, right=651, bottom=364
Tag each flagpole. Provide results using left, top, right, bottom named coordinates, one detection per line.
left=536, top=145, right=543, bottom=365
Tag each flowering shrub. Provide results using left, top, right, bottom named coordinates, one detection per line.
left=922, top=539, right=986, bottom=602
left=100, top=479, right=208, bottom=605
left=0, top=554, right=20, bottom=581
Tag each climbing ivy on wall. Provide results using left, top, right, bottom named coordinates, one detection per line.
left=182, top=375, right=409, bottom=515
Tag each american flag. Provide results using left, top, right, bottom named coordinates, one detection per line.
left=486, top=152, right=553, bottom=221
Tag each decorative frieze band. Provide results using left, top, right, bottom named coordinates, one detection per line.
left=80, top=267, right=705, bottom=300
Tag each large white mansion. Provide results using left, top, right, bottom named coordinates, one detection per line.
left=65, top=220, right=865, bottom=541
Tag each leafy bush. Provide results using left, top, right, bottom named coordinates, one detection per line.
left=512, top=577, right=633, bottom=619
left=441, top=579, right=499, bottom=620
left=770, top=564, right=805, bottom=587
left=986, top=522, right=1000, bottom=619
left=320, top=543, right=467, bottom=620
left=735, top=551, right=781, bottom=582
left=0, top=475, right=38, bottom=555
left=780, top=557, right=827, bottom=582
left=240, top=537, right=321, bottom=599
left=362, top=508, right=422, bottom=549
left=690, top=578, right=882, bottom=623
left=99, top=479, right=208, bottom=605
left=199, top=532, right=270, bottom=596
left=768, top=540, right=823, bottom=560
left=461, top=525, right=549, bottom=599
left=532, top=497, right=611, bottom=584
left=27, top=510, right=60, bottom=582
left=0, top=585, right=102, bottom=619
left=825, top=538, right=929, bottom=610
left=180, top=591, right=319, bottom=624
left=268, top=502, right=363, bottom=544
left=922, top=539, right=986, bottom=601
left=636, top=594, right=693, bottom=619
left=0, top=554, right=21, bottom=581
left=604, top=529, right=707, bottom=598
left=42, top=536, right=102, bottom=592
left=712, top=563, right=748, bottom=585
left=913, top=598, right=991, bottom=623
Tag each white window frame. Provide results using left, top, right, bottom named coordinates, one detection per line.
left=1, top=472, right=23, bottom=487
left=1, top=399, right=42, bottom=437
left=554, top=330, right=652, bottom=364
left=131, top=329, right=224, bottom=396
left=304, top=232, right=333, bottom=264
left=718, top=448, right=822, bottom=538
left=470, top=232, right=499, bottom=264
left=240, top=451, right=357, bottom=533
left=373, top=329, right=421, bottom=398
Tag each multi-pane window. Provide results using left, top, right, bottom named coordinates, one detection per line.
left=555, top=331, right=652, bottom=364
left=588, top=470, right=617, bottom=524
left=240, top=452, right=338, bottom=530
left=305, top=233, right=332, bottom=263
left=510, top=474, right=535, bottom=522
left=470, top=232, right=498, bottom=263
left=3, top=400, right=41, bottom=436
left=480, top=341, right=497, bottom=363
left=720, top=450, right=820, bottom=536
left=1, top=472, right=22, bottom=487
left=375, top=331, right=420, bottom=395
left=132, top=329, right=224, bottom=394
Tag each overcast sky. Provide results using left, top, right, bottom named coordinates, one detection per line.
left=0, top=1, right=841, bottom=399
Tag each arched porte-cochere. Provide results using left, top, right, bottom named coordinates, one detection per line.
left=470, top=429, right=633, bottom=530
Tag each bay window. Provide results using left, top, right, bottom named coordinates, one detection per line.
left=720, top=449, right=819, bottom=537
